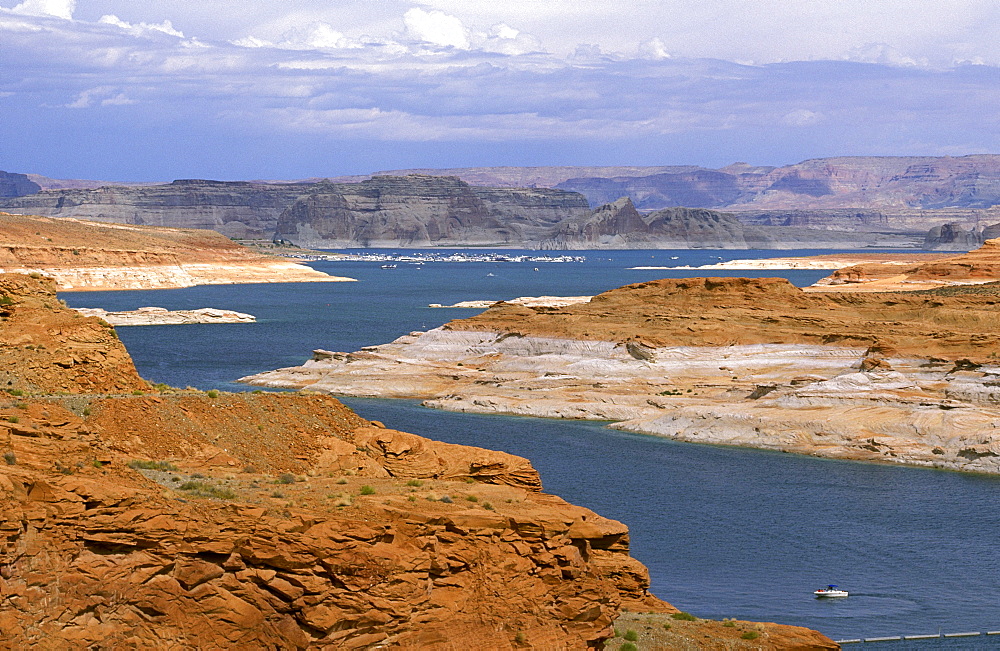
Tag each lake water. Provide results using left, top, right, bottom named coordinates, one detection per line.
left=62, top=249, right=1000, bottom=644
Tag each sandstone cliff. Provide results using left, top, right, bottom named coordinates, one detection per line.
left=0, top=212, right=348, bottom=291
left=274, top=175, right=590, bottom=248
left=0, top=179, right=317, bottom=239
left=1, top=273, right=839, bottom=648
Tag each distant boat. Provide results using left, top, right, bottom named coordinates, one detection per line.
left=380, top=264, right=397, bottom=269
left=486, top=272, right=495, bottom=277
left=814, top=585, right=849, bottom=598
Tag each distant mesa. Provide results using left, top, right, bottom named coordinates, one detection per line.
left=9, top=155, right=1000, bottom=249
left=0, top=171, right=40, bottom=198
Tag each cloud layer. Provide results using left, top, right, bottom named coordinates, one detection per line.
left=2, top=2, right=1000, bottom=180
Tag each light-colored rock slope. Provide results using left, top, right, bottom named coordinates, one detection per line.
left=0, top=212, right=351, bottom=291
left=244, top=272, right=1000, bottom=475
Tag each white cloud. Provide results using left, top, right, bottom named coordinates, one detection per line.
left=403, top=7, right=469, bottom=49
left=638, top=37, right=670, bottom=60
left=98, top=14, right=184, bottom=38
left=10, top=0, right=74, bottom=20
left=783, top=109, right=822, bottom=127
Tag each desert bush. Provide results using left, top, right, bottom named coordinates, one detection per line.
left=406, top=479, right=423, bottom=487
left=465, top=495, right=478, bottom=502
left=128, top=460, right=178, bottom=472
left=671, top=611, right=697, bottom=621
left=619, top=644, right=637, bottom=651
left=206, top=389, right=220, bottom=398
left=741, top=631, right=760, bottom=640
left=179, top=480, right=236, bottom=500
left=276, top=473, right=295, bottom=484
left=3, top=452, right=16, bottom=465
left=359, top=485, right=375, bottom=495
left=623, top=630, right=638, bottom=641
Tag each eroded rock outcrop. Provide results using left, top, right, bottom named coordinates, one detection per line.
left=813, top=236, right=1000, bottom=291
left=0, top=273, right=836, bottom=650
left=244, top=274, right=1000, bottom=475
left=0, top=212, right=349, bottom=291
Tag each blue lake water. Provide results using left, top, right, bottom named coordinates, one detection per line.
left=61, top=249, right=1000, bottom=644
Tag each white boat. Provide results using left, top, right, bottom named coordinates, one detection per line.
left=814, top=585, right=849, bottom=598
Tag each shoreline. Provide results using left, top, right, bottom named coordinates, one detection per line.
left=241, top=328, right=1000, bottom=476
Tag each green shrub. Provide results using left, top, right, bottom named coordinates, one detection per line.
left=178, top=480, right=236, bottom=500
left=514, top=631, right=526, bottom=644
left=3, top=452, right=16, bottom=465
left=271, top=490, right=285, bottom=498
left=405, top=479, right=423, bottom=487
left=619, top=644, right=637, bottom=651
left=359, top=485, right=375, bottom=495
left=9, top=389, right=23, bottom=397
left=483, top=502, right=494, bottom=510
left=131, top=390, right=144, bottom=396
left=128, top=460, right=178, bottom=472
left=7, top=416, right=18, bottom=424
left=722, top=620, right=736, bottom=627
left=276, top=473, right=295, bottom=484
left=206, top=389, right=220, bottom=398
left=0, top=296, right=12, bottom=306
left=671, top=611, right=697, bottom=621
left=662, top=623, right=671, bottom=631
left=465, top=495, right=478, bottom=502
left=623, top=630, right=638, bottom=642
left=741, top=631, right=760, bottom=640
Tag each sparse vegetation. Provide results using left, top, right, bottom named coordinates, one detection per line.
left=276, top=473, right=295, bottom=484
left=9, top=389, right=23, bottom=397
left=336, top=477, right=348, bottom=485
left=658, top=388, right=683, bottom=396
left=3, top=452, right=16, bottom=465
left=483, top=502, right=494, bottom=510
left=128, top=459, right=178, bottom=472
left=359, top=485, right=375, bottom=495
left=619, top=644, right=637, bottom=651
left=405, top=479, right=423, bottom=487
left=206, top=389, right=220, bottom=398
left=741, top=631, right=760, bottom=640
left=131, top=390, right=144, bottom=396
left=6, top=416, right=18, bottom=424
left=465, top=495, right=478, bottom=502
left=623, top=629, right=638, bottom=641
left=514, top=631, right=527, bottom=644
left=242, top=465, right=257, bottom=474
left=271, top=490, right=285, bottom=498
left=0, top=296, right=12, bottom=306
left=671, top=611, right=697, bottom=621
left=178, top=480, right=236, bottom=500
left=439, top=495, right=453, bottom=504
left=722, top=620, right=736, bottom=627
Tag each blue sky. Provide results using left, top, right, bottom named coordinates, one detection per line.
left=2, top=1, right=1000, bottom=181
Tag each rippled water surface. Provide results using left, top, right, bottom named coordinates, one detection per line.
left=62, top=249, right=1000, bottom=642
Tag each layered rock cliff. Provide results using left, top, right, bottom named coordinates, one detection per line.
left=0, top=172, right=40, bottom=198
left=0, top=212, right=348, bottom=291
left=274, top=175, right=590, bottom=248
left=0, top=179, right=317, bottom=239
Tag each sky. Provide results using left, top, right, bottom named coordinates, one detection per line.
left=2, top=1, right=1000, bottom=181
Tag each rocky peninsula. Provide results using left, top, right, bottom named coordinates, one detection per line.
left=73, top=306, right=256, bottom=326
left=244, top=241, right=1000, bottom=476
left=0, top=212, right=350, bottom=291
left=0, top=273, right=835, bottom=647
